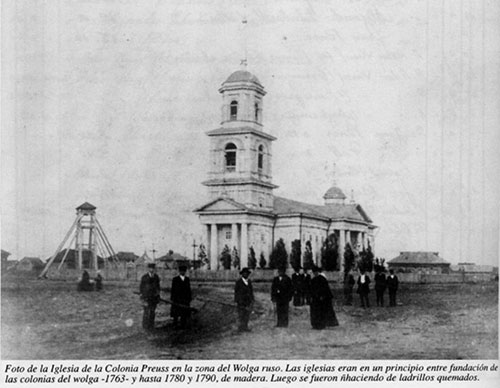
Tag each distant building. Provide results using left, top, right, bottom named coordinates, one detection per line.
left=1, top=249, right=12, bottom=272
left=388, top=251, right=451, bottom=274
left=157, top=251, right=190, bottom=269
left=16, top=257, right=45, bottom=272
left=47, top=249, right=105, bottom=270
left=451, top=262, right=497, bottom=274
left=115, top=251, right=139, bottom=263
left=195, top=69, right=376, bottom=270
left=135, top=251, right=154, bottom=266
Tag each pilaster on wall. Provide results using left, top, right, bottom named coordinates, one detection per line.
left=210, top=224, right=218, bottom=270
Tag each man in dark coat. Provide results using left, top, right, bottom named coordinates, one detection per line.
left=309, top=266, right=333, bottom=329
left=357, top=269, right=371, bottom=308
left=291, top=267, right=305, bottom=306
left=234, top=267, right=254, bottom=332
left=386, top=269, right=399, bottom=307
left=374, top=268, right=387, bottom=307
left=139, top=263, right=161, bottom=331
left=170, top=265, right=192, bottom=328
left=271, top=267, right=294, bottom=327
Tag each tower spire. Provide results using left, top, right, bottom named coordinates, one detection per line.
left=241, top=0, right=248, bottom=69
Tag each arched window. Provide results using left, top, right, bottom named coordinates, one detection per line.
left=258, top=145, right=264, bottom=170
left=230, top=100, right=238, bottom=120
left=254, top=102, right=261, bottom=122
left=225, top=143, right=237, bottom=171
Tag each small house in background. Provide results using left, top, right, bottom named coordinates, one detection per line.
left=1, top=249, right=16, bottom=272
left=16, top=257, right=45, bottom=272
left=115, top=251, right=139, bottom=263
left=451, top=262, right=498, bottom=274
left=47, top=249, right=105, bottom=270
left=135, top=251, right=154, bottom=266
left=388, top=251, right=451, bottom=274
left=157, top=250, right=192, bottom=270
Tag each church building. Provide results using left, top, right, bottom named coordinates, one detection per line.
left=195, top=69, right=376, bottom=270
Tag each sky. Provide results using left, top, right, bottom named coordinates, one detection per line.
left=2, top=0, right=499, bottom=266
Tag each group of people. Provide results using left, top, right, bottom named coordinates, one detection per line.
left=139, top=263, right=192, bottom=332
left=138, top=263, right=399, bottom=333
left=346, top=268, right=399, bottom=308
left=77, top=270, right=103, bottom=292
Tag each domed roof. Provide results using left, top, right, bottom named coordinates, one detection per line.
left=223, top=70, right=262, bottom=86
left=323, top=186, right=346, bottom=200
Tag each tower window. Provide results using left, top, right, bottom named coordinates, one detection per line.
left=254, top=102, right=261, bottom=122
left=258, top=145, right=264, bottom=170
left=225, top=143, right=237, bottom=171
left=230, top=100, right=238, bottom=120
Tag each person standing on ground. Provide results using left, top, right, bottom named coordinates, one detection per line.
left=94, top=271, right=103, bottom=291
left=320, top=270, right=339, bottom=327
left=343, top=269, right=355, bottom=305
left=386, top=269, right=399, bottom=307
left=291, top=267, right=305, bottom=306
left=309, top=265, right=333, bottom=329
left=271, top=267, right=294, bottom=327
left=374, top=268, right=386, bottom=307
left=139, top=263, right=161, bottom=331
left=234, top=267, right=254, bottom=332
left=170, top=265, right=192, bottom=329
left=357, top=269, right=371, bottom=308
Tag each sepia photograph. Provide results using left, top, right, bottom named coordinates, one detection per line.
left=1, top=0, right=499, bottom=375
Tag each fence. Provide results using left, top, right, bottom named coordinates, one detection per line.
left=39, top=265, right=497, bottom=284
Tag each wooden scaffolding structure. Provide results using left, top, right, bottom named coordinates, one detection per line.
left=39, top=202, right=119, bottom=278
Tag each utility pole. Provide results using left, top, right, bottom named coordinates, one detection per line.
left=192, top=239, right=198, bottom=269
left=150, top=244, right=157, bottom=261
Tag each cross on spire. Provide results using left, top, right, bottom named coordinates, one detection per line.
left=331, top=162, right=337, bottom=185
left=241, top=1, right=248, bottom=70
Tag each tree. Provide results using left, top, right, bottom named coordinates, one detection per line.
left=269, top=238, right=288, bottom=269
left=290, top=239, right=302, bottom=270
left=302, top=240, right=314, bottom=270
left=321, top=233, right=339, bottom=271
left=343, top=243, right=355, bottom=275
left=248, top=246, right=257, bottom=270
left=231, top=246, right=240, bottom=269
left=259, top=252, right=267, bottom=269
left=374, top=257, right=386, bottom=273
left=220, top=245, right=231, bottom=270
left=358, top=241, right=374, bottom=272
left=197, top=243, right=209, bottom=269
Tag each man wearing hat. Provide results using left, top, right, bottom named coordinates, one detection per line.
left=271, top=267, right=294, bottom=327
left=139, top=263, right=161, bottom=331
left=170, top=264, right=192, bottom=329
left=234, top=267, right=254, bottom=332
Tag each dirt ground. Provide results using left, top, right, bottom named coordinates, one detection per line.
left=1, top=277, right=498, bottom=359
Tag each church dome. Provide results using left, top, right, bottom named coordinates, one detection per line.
left=223, top=70, right=262, bottom=86
left=323, top=186, right=346, bottom=200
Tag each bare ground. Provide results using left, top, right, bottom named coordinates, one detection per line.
left=1, top=278, right=497, bottom=359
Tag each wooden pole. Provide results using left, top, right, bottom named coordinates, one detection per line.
left=38, top=215, right=82, bottom=278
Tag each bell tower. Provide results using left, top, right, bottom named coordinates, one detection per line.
left=203, top=68, right=278, bottom=211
